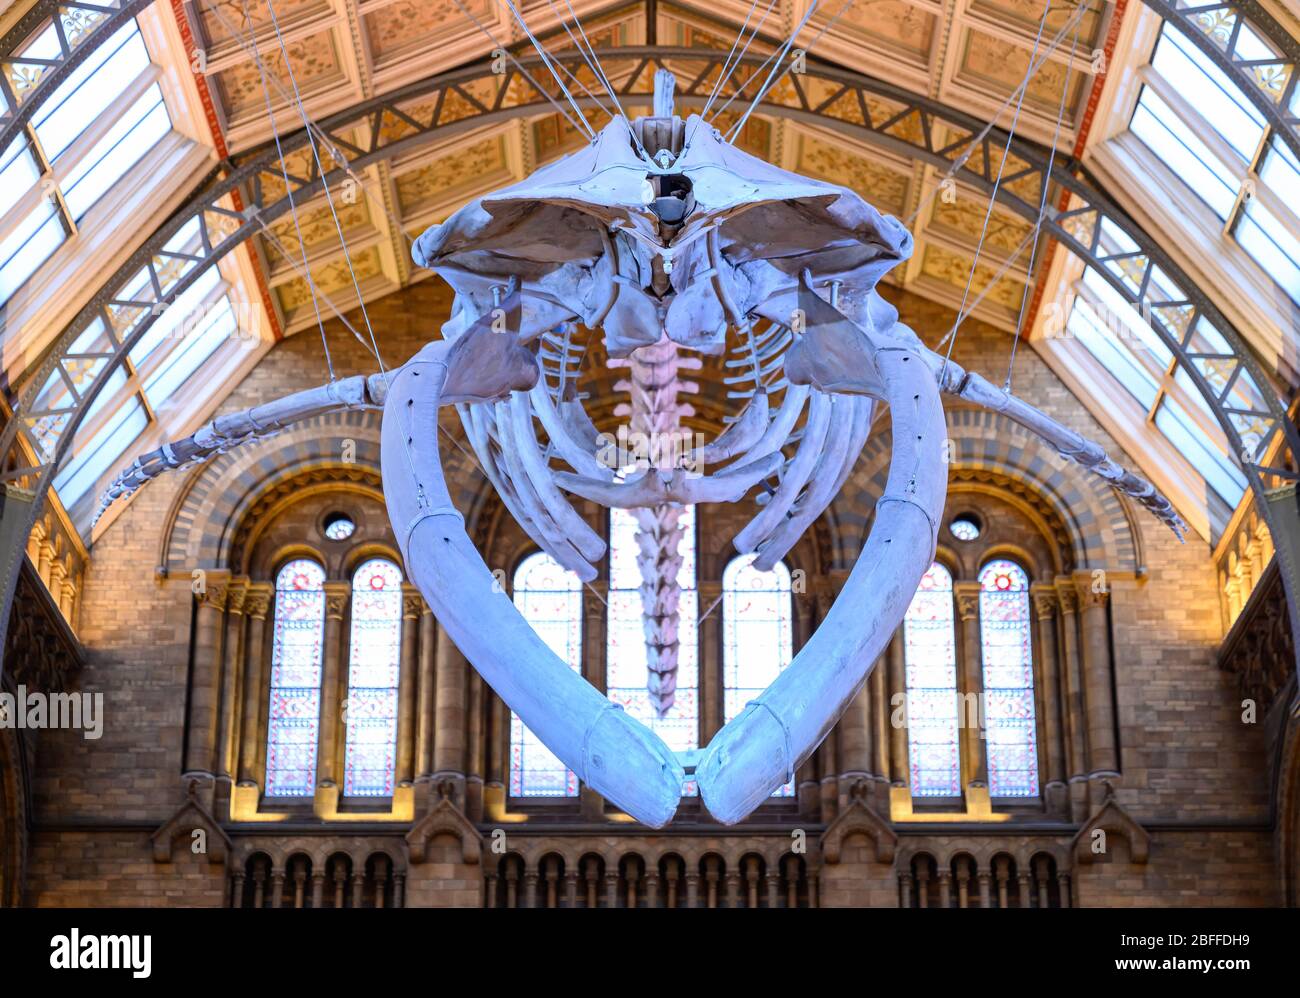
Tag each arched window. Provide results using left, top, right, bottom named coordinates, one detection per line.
left=903, top=562, right=961, bottom=797
left=266, top=558, right=326, bottom=798
left=978, top=559, right=1039, bottom=798
left=511, top=552, right=583, bottom=797
left=607, top=506, right=699, bottom=785
left=722, top=554, right=795, bottom=796
left=342, top=558, right=403, bottom=797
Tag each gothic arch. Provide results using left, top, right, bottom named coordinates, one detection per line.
left=157, top=408, right=492, bottom=575
left=827, top=407, right=1143, bottom=575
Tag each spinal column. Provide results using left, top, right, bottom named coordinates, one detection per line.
left=611, top=334, right=698, bottom=716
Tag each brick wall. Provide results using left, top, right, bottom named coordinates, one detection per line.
left=17, top=281, right=1283, bottom=906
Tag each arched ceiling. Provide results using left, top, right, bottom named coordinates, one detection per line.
left=187, top=0, right=1112, bottom=335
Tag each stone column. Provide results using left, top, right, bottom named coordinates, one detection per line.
left=466, top=669, right=485, bottom=821
left=837, top=679, right=872, bottom=807
left=485, top=692, right=506, bottom=816
left=433, top=617, right=468, bottom=802
left=887, top=629, right=908, bottom=788
left=603, top=872, right=619, bottom=909
left=815, top=584, right=838, bottom=821
left=396, top=586, right=421, bottom=788
left=1075, top=574, right=1120, bottom=799
left=317, top=581, right=350, bottom=792
left=725, top=870, right=742, bottom=909
left=698, top=580, right=723, bottom=744
left=580, top=584, right=607, bottom=820
left=954, top=581, right=988, bottom=792
left=644, top=871, right=661, bottom=908
left=795, top=587, right=819, bottom=815
left=1031, top=586, right=1068, bottom=815
left=186, top=573, right=230, bottom=792
left=1055, top=579, right=1089, bottom=821
left=238, top=585, right=273, bottom=785
left=870, top=651, right=890, bottom=811
left=415, top=604, right=437, bottom=803
left=817, top=720, right=838, bottom=823
left=215, top=579, right=248, bottom=810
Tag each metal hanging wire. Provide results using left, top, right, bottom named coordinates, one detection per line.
left=1003, top=7, right=1088, bottom=392
left=713, top=0, right=859, bottom=138
left=724, top=0, right=821, bottom=142
left=497, top=0, right=600, bottom=141
left=264, top=0, right=384, bottom=361
left=448, top=0, right=602, bottom=137
left=229, top=0, right=335, bottom=378
left=701, top=0, right=777, bottom=120
left=939, top=0, right=1072, bottom=380
left=904, top=0, right=1091, bottom=229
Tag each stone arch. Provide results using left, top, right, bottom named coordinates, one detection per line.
left=157, top=408, right=493, bottom=575
left=828, top=407, right=1142, bottom=574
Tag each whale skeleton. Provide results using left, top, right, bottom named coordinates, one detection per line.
left=99, top=73, right=1184, bottom=828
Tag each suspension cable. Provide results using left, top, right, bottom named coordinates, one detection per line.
left=231, top=0, right=334, bottom=378
left=1004, top=7, right=1087, bottom=392
left=940, top=0, right=1064, bottom=379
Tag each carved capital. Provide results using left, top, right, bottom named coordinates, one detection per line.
left=1054, top=579, right=1079, bottom=615
left=226, top=580, right=249, bottom=615
left=324, top=581, right=351, bottom=619
left=1074, top=576, right=1109, bottom=609
left=244, top=583, right=273, bottom=620
left=200, top=582, right=229, bottom=613
left=1031, top=586, right=1058, bottom=620
left=402, top=584, right=423, bottom=619
left=954, top=582, right=981, bottom=621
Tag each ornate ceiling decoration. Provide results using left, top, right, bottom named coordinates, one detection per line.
left=181, top=0, right=1107, bottom=333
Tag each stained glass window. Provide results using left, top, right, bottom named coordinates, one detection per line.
left=950, top=518, right=980, bottom=541
left=607, top=505, right=698, bottom=795
left=978, top=559, right=1039, bottom=798
left=723, top=554, right=795, bottom=796
left=903, top=562, right=961, bottom=797
left=265, top=559, right=326, bottom=797
left=342, top=558, right=403, bottom=797
left=511, top=552, right=582, bottom=797
left=324, top=514, right=355, bottom=541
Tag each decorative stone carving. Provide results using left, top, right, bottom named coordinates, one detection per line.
left=5, top=560, right=83, bottom=695
left=150, top=779, right=231, bottom=865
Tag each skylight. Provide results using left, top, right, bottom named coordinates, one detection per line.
left=1065, top=265, right=1248, bottom=512
left=0, top=18, right=172, bottom=309
left=1129, top=22, right=1300, bottom=311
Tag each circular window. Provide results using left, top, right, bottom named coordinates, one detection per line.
left=323, top=513, right=356, bottom=541
left=950, top=516, right=981, bottom=542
